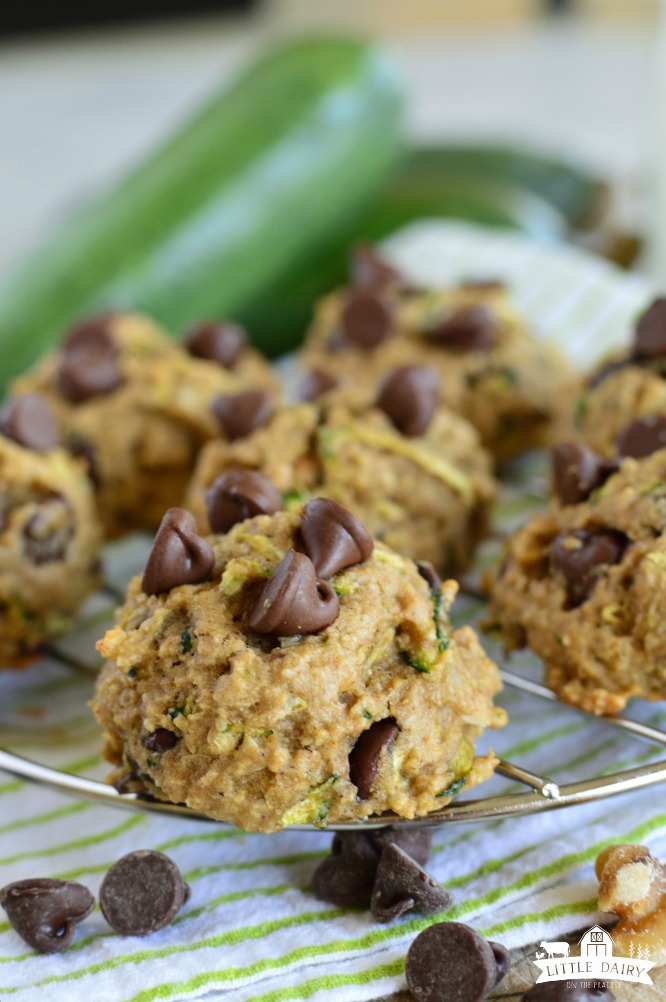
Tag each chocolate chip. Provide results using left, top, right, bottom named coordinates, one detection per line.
left=142, top=728, right=179, bottom=753
left=300, top=498, right=373, bottom=578
left=206, top=470, right=282, bottom=533
left=417, top=561, right=441, bottom=594
left=349, top=718, right=399, bottom=800
left=184, top=320, right=247, bottom=369
left=405, top=921, right=498, bottom=1002
left=248, top=550, right=339, bottom=635
left=586, top=354, right=633, bottom=390
left=428, top=305, right=498, bottom=352
left=99, top=850, right=190, bottom=936
left=350, top=244, right=404, bottom=290
left=372, top=827, right=433, bottom=866
left=634, top=298, right=666, bottom=360
left=370, top=843, right=452, bottom=923
left=299, top=368, right=340, bottom=402
left=552, top=442, right=618, bottom=505
left=0, top=394, right=60, bottom=453
left=616, top=413, right=666, bottom=458
left=0, top=878, right=94, bottom=953
left=22, top=497, right=74, bottom=564
left=550, top=529, right=628, bottom=607
left=376, top=365, right=440, bottom=437
left=142, top=508, right=215, bottom=595
left=339, top=291, right=395, bottom=348
left=489, top=940, right=511, bottom=985
left=522, top=982, right=615, bottom=1001
left=312, top=831, right=380, bottom=908
left=57, top=316, right=123, bottom=404
left=67, top=433, right=101, bottom=490
left=212, top=389, right=274, bottom=441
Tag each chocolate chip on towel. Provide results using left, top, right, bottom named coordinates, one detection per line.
left=0, top=394, right=60, bottom=453
left=0, top=878, right=94, bottom=953
left=248, top=550, right=339, bottom=635
left=376, top=365, right=441, bottom=437
left=184, top=320, right=247, bottom=369
left=349, top=718, right=399, bottom=800
left=206, top=470, right=282, bottom=533
left=142, top=507, right=215, bottom=595
left=489, top=940, right=511, bottom=985
left=212, top=389, right=274, bottom=441
left=312, top=831, right=381, bottom=908
left=405, top=921, right=498, bottom=1002
left=370, top=842, right=452, bottom=923
left=99, top=850, right=190, bottom=936
left=300, top=498, right=373, bottom=578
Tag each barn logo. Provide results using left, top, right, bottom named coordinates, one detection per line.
left=532, top=926, right=654, bottom=985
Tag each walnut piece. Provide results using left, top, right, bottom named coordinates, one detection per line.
left=596, top=843, right=666, bottom=965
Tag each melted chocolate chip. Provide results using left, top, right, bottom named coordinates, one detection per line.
left=376, top=365, right=440, bottom=437
left=489, top=941, right=511, bottom=985
left=57, top=316, right=123, bottom=404
left=299, top=368, right=340, bottom=402
left=184, top=320, right=247, bottom=369
left=550, top=529, right=628, bottom=607
left=248, top=550, right=339, bottom=635
left=142, top=729, right=179, bottom=753
left=0, top=878, right=94, bottom=954
left=634, top=297, right=666, bottom=360
left=212, top=390, right=274, bottom=441
left=141, top=508, right=215, bottom=595
left=416, top=561, right=441, bottom=594
left=522, top=982, right=615, bottom=1002
left=206, top=470, right=282, bottom=533
left=616, top=414, right=666, bottom=458
left=99, top=850, right=190, bottom=936
left=370, top=843, right=452, bottom=923
left=428, top=304, right=497, bottom=352
left=0, top=395, right=59, bottom=453
left=350, top=244, right=404, bottom=290
left=299, top=498, right=373, bottom=578
left=22, top=497, right=74, bottom=564
left=406, top=922, right=498, bottom=1002
left=349, top=718, right=399, bottom=800
left=339, top=291, right=395, bottom=349
left=552, top=442, right=618, bottom=505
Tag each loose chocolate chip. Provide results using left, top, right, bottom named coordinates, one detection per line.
left=416, top=561, right=441, bottom=594
left=57, top=316, right=123, bottom=404
left=349, top=718, right=399, bottom=800
left=300, top=498, right=374, bottom=578
left=616, top=413, right=666, bottom=458
left=634, top=297, right=666, bottom=360
left=372, top=827, right=433, bottom=867
left=522, top=982, right=615, bottom=1001
left=339, top=290, right=395, bottom=349
left=350, top=244, right=404, bottom=290
left=184, top=320, right=247, bottom=369
left=0, top=394, right=60, bottom=453
left=405, top=921, right=498, bottom=1002
left=550, top=529, right=628, bottom=608
left=370, top=843, right=452, bottom=923
left=99, top=849, right=190, bottom=936
left=552, top=442, right=618, bottom=505
left=376, top=365, right=441, bottom=437
left=248, top=550, right=339, bottom=635
left=586, top=354, right=633, bottom=390
left=0, top=878, right=94, bottom=954
left=142, top=508, right=215, bottom=595
left=212, top=389, right=274, bottom=441
left=142, top=729, right=179, bottom=753
left=489, top=940, right=511, bottom=985
left=312, top=831, right=381, bottom=908
left=299, top=368, right=340, bottom=402
left=428, top=305, right=497, bottom=352
left=206, top=470, right=282, bottom=533
left=22, top=497, right=74, bottom=564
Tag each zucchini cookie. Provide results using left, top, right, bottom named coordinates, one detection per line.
left=576, top=297, right=666, bottom=460
left=0, top=394, right=101, bottom=665
left=486, top=441, right=666, bottom=715
left=92, top=503, right=506, bottom=832
left=185, top=367, right=496, bottom=573
left=297, top=247, right=577, bottom=463
left=12, top=312, right=277, bottom=537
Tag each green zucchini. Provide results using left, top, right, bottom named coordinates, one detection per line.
left=0, top=37, right=402, bottom=391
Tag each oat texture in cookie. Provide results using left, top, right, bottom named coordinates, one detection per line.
left=92, top=506, right=506, bottom=832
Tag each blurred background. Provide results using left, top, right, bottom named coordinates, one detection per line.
left=0, top=0, right=661, bottom=335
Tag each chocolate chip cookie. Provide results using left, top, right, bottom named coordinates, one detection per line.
left=12, top=312, right=277, bottom=537
left=297, top=250, right=577, bottom=463
left=92, top=504, right=505, bottom=832
left=185, top=372, right=496, bottom=574
left=486, top=446, right=666, bottom=714
left=0, top=395, right=101, bottom=665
